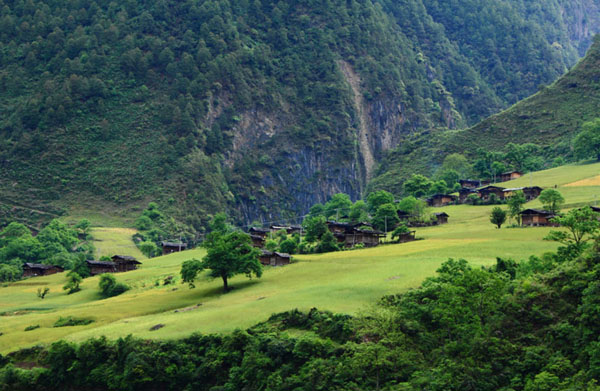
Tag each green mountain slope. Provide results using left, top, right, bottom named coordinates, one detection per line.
left=371, top=35, right=600, bottom=195
left=0, top=0, right=599, bottom=229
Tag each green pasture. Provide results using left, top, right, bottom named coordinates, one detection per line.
left=1, top=162, right=598, bottom=353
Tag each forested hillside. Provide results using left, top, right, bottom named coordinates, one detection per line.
left=0, top=0, right=598, bottom=229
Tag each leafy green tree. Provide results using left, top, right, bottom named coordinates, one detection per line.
left=303, top=216, right=327, bottom=243
left=0, top=222, right=31, bottom=246
left=430, top=180, right=448, bottom=195
left=441, top=153, right=472, bottom=178
left=397, top=196, right=427, bottom=221
left=0, top=264, right=20, bottom=282
left=98, top=274, right=129, bottom=298
left=490, top=207, right=507, bottom=228
left=63, top=271, right=82, bottom=294
left=264, top=239, right=278, bottom=251
left=135, top=215, right=153, bottom=231
left=324, top=193, right=353, bottom=219
left=403, top=174, right=433, bottom=198
left=539, top=189, right=565, bottom=214
left=438, top=169, right=459, bottom=189
left=72, top=254, right=90, bottom=278
left=139, top=241, right=159, bottom=258
left=491, top=161, right=506, bottom=182
left=573, top=118, right=600, bottom=161
left=202, top=231, right=262, bottom=292
left=349, top=200, right=369, bottom=224
left=279, top=239, right=297, bottom=254
left=74, top=219, right=91, bottom=237
left=315, top=231, right=339, bottom=253
left=308, top=203, right=325, bottom=217
left=507, top=190, right=526, bottom=224
left=182, top=231, right=261, bottom=292
left=372, top=203, right=400, bottom=232
left=545, top=207, right=600, bottom=248
left=180, top=258, right=204, bottom=289
left=366, top=190, right=395, bottom=214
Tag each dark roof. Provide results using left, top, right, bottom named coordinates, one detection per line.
left=159, top=241, right=188, bottom=248
left=249, top=227, right=270, bottom=234
left=353, top=228, right=385, bottom=236
left=459, top=179, right=481, bottom=184
left=250, top=234, right=265, bottom=240
left=23, top=263, right=63, bottom=270
left=111, top=255, right=138, bottom=262
left=502, top=170, right=523, bottom=175
left=591, top=206, right=600, bottom=213
left=428, top=193, right=457, bottom=199
left=478, top=185, right=505, bottom=191
left=86, top=260, right=116, bottom=267
left=270, top=225, right=291, bottom=230
left=519, top=209, right=555, bottom=216
left=434, top=212, right=449, bottom=217
left=260, top=250, right=291, bottom=259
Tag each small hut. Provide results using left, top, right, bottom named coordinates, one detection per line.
left=159, top=241, right=187, bottom=255
left=86, top=260, right=117, bottom=276
left=395, top=230, right=417, bottom=243
left=22, top=263, right=64, bottom=278
left=111, top=255, right=141, bottom=272
left=501, top=170, right=523, bottom=182
left=259, top=251, right=291, bottom=266
left=519, top=209, right=557, bottom=227
left=426, top=194, right=458, bottom=207
left=434, top=212, right=449, bottom=225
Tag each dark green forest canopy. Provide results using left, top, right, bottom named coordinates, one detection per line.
left=0, top=0, right=598, bottom=229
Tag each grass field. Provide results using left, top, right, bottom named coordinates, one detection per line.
left=0, top=162, right=598, bottom=353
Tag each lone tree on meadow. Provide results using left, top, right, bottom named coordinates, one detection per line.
left=181, top=214, right=262, bottom=292
left=539, top=189, right=565, bottom=214
left=490, top=207, right=507, bottom=229
left=573, top=118, right=600, bottom=161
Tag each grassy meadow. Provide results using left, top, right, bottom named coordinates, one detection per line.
left=1, top=162, right=598, bottom=353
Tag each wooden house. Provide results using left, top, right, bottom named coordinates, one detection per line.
left=478, top=185, right=506, bottom=201
left=249, top=227, right=270, bottom=238
left=343, top=228, right=385, bottom=248
left=501, top=170, right=523, bottom=182
left=458, top=188, right=478, bottom=203
left=259, top=250, right=291, bottom=266
left=250, top=235, right=266, bottom=248
left=395, top=230, right=416, bottom=243
left=270, top=225, right=290, bottom=233
left=519, top=209, right=558, bottom=227
left=22, top=263, right=64, bottom=278
left=426, top=194, right=458, bottom=207
left=86, top=260, right=117, bottom=276
left=503, top=186, right=542, bottom=201
left=434, top=212, right=449, bottom=225
left=159, top=241, right=187, bottom=255
left=111, top=255, right=141, bottom=272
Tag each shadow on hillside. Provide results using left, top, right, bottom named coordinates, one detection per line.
left=196, top=279, right=262, bottom=299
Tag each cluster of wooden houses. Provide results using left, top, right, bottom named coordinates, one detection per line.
left=249, top=221, right=391, bottom=260
left=22, top=255, right=142, bottom=279
left=427, top=171, right=543, bottom=208
left=86, top=255, right=141, bottom=276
